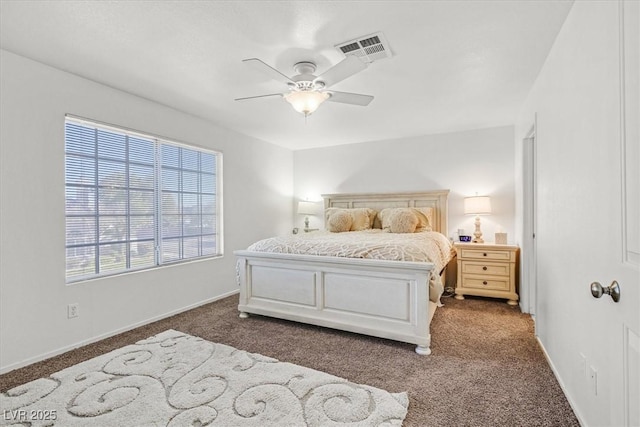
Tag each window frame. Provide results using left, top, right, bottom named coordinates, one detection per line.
left=64, top=115, right=223, bottom=284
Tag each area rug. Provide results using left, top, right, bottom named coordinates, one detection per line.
left=1, top=330, right=408, bottom=426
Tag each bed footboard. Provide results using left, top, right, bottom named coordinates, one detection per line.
left=235, top=250, right=436, bottom=355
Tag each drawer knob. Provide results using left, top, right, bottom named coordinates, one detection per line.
left=483, top=281, right=488, bottom=285
left=482, top=266, right=488, bottom=271
left=483, top=253, right=487, bottom=256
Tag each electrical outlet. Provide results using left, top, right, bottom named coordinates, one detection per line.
left=67, top=303, right=79, bottom=319
left=589, top=365, right=598, bottom=396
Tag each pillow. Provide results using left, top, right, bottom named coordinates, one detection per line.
left=413, top=207, right=433, bottom=232
left=351, top=208, right=376, bottom=231
left=388, top=209, right=419, bottom=233
left=325, top=208, right=376, bottom=231
left=326, top=210, right=352, bottom=232
left=378, top=207, right=433, bottom=233
left=372, top=215, right=383, bottom=229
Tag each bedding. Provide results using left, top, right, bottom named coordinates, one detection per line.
left=246, top=229, right=454, bottom=303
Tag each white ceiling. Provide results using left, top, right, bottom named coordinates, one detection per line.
left=0, top=0, right=573, bottom=150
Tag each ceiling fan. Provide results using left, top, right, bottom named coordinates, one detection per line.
left=235, top=55, right=374, bottom=117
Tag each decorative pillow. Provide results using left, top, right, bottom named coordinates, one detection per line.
left=378, top=207, right=432, bottom=233
left=377, top=208, right=394, bottom=231
left=350, top=208, right=376, bottom=231
left=413, top=207, right=433, bottom=232
left=372, top=215, right=383, bottom=229
left=388, top=209, right=419, bottom=233
left=326, top=210, right=352, bottom=233
left=325, top=208, right=376, bottom=231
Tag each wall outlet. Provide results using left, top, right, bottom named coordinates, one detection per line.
left=67, top=303, right=79, bottom=319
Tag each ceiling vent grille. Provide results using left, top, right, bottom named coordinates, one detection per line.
left=335, top=32, right=392, bottom=63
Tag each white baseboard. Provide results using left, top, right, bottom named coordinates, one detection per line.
left=0, top=289, right=239, bottom=375
left=536, top=336, right=586, bottom=427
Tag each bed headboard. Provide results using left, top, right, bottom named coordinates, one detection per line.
left=322, top=190, right=449, bottom=235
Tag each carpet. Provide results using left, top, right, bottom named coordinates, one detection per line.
left=0, top=330, right=409, bottom=426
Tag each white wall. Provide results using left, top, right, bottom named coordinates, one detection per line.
left=0, top=50, right=293, bottom=373
left=514, top=2, right=622, bottom=425
left=293, top=126, right=516, bottom=243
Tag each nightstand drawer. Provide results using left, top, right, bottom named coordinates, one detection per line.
left=461, top=275, right=510, bottom=291
left=460, top=249, right=512, bottom=261
left=461, top=261, right=510, bottom=276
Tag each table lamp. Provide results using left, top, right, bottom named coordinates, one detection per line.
left=464, top=195, right=492, bottom=243
left=297, top=201, right=319, bottom=232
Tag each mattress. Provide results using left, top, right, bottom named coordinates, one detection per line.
left=247, top=229, right=454, bottom=272
left=247, top=230, right=455, bottom=303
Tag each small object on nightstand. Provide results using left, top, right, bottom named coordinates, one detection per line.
left=454, top=242, right=519, bottom=305
left=495, top=232, right=507, bottom=244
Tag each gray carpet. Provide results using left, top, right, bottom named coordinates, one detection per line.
left=0, top=295, right=579, bottom=426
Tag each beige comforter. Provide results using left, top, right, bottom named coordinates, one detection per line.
left=247, top=230, right=455, bottom=302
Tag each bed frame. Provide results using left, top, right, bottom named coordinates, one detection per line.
left=234, top=190, right=449, bottom=355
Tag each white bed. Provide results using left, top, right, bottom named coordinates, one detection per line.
left=234, top=190, right=451, bottom=355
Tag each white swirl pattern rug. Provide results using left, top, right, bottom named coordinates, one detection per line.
left=1, top=330, right=409, bottom=426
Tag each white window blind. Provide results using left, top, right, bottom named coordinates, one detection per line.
left=65, top=117, right=222, bottom=282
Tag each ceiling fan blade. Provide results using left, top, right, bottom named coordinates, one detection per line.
left=235, top=93, right=283, bottom=101
left=327, top=91, right=374, bottom=106
left=314, top=55, right=367, bottom=87
left=242, top=58, right=293, bottom=85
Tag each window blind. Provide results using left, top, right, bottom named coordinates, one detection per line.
left=64, top=117, right=222, bottom=282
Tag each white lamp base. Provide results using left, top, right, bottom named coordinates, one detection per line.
left=472, top=215, right=484, bottom=243
left=303, top=216, right=318, bottom=232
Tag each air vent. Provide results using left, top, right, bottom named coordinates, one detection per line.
left=335, top=32, right=392, bottom=63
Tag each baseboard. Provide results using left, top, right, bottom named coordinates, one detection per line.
left=0, top=289, right=239, bottom=375
left=536, top=336, right=586, bottom=427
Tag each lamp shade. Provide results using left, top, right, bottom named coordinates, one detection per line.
left=297, top=201, right=318, bottom=215
left=464, top=196, right=492, bottom=215
left=284, top=91, right=330, bottom=117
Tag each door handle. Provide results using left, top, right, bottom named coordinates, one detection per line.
left=590, top=281, right=621, bottom=303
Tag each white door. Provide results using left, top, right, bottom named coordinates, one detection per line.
left=520, top=1, right=637, bottom=424
left=602, top=2, right=639, bottom=425
left=545, top=2, right=639, bottom=424
left=616, top=2, right=639, bottom=424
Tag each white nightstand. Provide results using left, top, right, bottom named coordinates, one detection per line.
left=453, top=242, right=519, bottom=305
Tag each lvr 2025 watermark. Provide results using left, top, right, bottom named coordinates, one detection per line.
left=3, top=409, right=57, bottom=421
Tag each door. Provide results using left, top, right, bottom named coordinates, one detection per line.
left=522, top=126, right=537, bottom=319
left=609, top=2, right=640, bottom=425
left=592, top=2, right=640, bottom=425
left=521, top=2, right=637, bottom=424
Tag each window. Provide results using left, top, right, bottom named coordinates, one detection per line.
left=65, top=116, right=222, bottom=282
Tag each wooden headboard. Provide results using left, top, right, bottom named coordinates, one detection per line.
left=322, top=190, right=449, bottom=235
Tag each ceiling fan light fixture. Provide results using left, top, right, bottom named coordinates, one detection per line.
left=284, top=90, right=330, bottom=117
